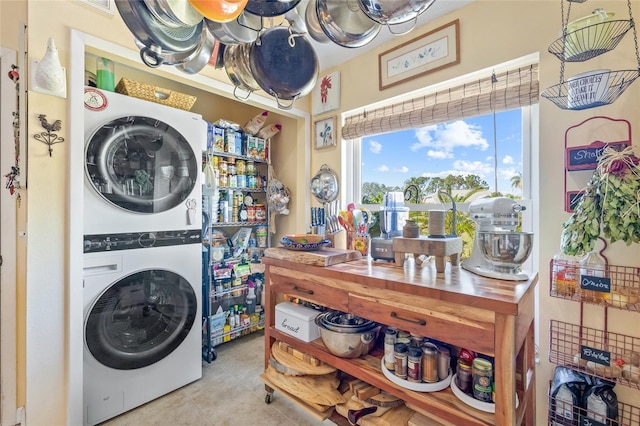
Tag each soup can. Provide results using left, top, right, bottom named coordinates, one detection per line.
left=255, top=204, right=266, bottom=221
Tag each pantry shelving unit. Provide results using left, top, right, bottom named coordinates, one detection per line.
left=201, top=131, right=272, bottom=363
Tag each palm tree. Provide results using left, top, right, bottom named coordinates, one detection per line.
left=511, top=172, right=523, bottom=191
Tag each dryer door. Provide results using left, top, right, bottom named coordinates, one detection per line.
left=85, top=269, right=197, bottom=370
left=85, top=116, right=198, bottom=213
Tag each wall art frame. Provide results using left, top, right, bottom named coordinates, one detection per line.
left=313, top=116, right=336, bottom=150
left=312, top=71, right=340, bottom=115
left=78, top=0, right=115, bottom=14
left=378, top=19, right=460, bottom=90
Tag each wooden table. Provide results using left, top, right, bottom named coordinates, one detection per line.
left=261, top=254, right=537, bottom=425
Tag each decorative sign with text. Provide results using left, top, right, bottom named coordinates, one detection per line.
left=580, top=345, right=611, bottom=366
left=580, top=274, right=611, bottom=293
left=565, top=140, right=630, bottom=171
left=580, top=415, right=607, bottom=426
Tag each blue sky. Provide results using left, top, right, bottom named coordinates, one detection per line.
left=362, top=109, right=523, bottom=195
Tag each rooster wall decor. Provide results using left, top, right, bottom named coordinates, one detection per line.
left=33, top=114, right=64, bottom=157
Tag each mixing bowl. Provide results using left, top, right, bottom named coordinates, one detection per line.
left=315, top=311, right=379, bottom=358
left=477, top=231, right=534, bottom=272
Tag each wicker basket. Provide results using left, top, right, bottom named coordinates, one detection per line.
left=115, top=78, right=197, bottom=111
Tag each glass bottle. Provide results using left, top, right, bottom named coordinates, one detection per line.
left=383, top=327, right=397, bottom=371
left=96, top=57, right=115, bottom=92
left=421, top=343, right=438, bottom=383
left=552, top=247, right=578, bottom=297
left=578, top=251, right=607, bottom=304
left=456, top=359, right=473, bottom=393
left=393, top=343, right=408, bottom=379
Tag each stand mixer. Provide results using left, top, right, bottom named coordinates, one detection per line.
left=462, top=197, right=534, bottom=281
left=370, top=192, right=409, bottom=261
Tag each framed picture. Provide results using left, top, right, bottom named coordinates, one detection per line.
left=78, top=0, right=115, bottom=14
left=312, top=71, right=340, bottom=115
left=378, top=19, right=460, bottom=90
left=314, top=116, right=336, bottom=150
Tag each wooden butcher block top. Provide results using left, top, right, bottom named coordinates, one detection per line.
left=264, top=247, right=362, bottom=266
left=262, top=253, right=538, bottom=316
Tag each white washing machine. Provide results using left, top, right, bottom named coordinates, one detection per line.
left=83, top=234, right=201, bottom=426
left=83, top=87, right=205, bottom=235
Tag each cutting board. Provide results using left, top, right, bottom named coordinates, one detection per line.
left=359, top=405, right=415, bottom=426
left=272, top=342, right=336, bottom=375
left=264, top=247, right=362, bottom=266
left=262, top=365, right=345, bottom=407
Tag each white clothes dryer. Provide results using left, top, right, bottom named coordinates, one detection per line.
left=83, top=232, right=201, bottom=426
left=83, top=87, right=205, bottom=235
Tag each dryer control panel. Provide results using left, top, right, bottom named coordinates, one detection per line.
left=83, top=229, right=201, bottom=253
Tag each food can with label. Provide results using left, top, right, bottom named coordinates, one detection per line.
left=472, top=358, right=493, bottom=402
left=255, top=204, right=266, bottom=221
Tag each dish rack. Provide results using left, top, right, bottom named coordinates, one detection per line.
left=541, top=0, right=640, bottom=110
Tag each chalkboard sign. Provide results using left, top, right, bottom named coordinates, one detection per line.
left=580, top=345, right=611, bottom=366
left=580, top=415, right=607, bottom=426
left=580, top=274, right=611, bottom=293
left=566, top=141, right=629, bottom=171
left=566, top=191, right=582, bottom=212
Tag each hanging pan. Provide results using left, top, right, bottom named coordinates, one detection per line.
left=357, top=0, right=436, bottom=35
left=224, top=43, right=262, bottom=100
left=176, top=25, right=218, bottom=75
left=188, top=0, right=248, bottom=23
left=245, top=0, right=301, bottom=17
left=317, top=0, right=381, bottom=48
left=249, top=26, right=318, bottom=109
left=115, top=0, right=203, bottom=67
left=205, top=11, right=261, bottom=44
left=143, top=0, right=204, bottom=28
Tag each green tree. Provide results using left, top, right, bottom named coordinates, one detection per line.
left=511, top=172, right=523, bottom=191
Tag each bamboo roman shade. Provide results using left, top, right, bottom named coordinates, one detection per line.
left=342, top=64, right=539, bottom=140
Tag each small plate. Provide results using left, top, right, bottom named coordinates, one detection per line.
left=380, top=358, right=452, bottom=392
left=280, top=237, right=330, bottom=251
left=450, top=375, right=519, bottom=413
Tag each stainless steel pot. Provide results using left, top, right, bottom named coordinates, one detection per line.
left=143, top=0, right=204, bottom=27
left=358, top=0, right=436, bottom=34
left=245, top=0, right=301, bottom=17
left=116, top=0, right=204, bottom=67
left=205, top=11, right=261, bottom=44
left=224, top=43, right=261, bottom=100
left=176, top=26, right=217, bottom=75
left=315, top=311, right=379, bottom=358
left=305, top=0, right=331, bottom=43
left=317, top=0, right=381, bottom=48
left=249, top=26, right=318, bottom=109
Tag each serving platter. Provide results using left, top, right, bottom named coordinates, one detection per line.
left=380, top=358, right=452, bottom=392
left=280, top=237, right=330, bottom=251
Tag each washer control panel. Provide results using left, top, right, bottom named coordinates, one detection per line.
left=83, top=229, right=201, bottom=253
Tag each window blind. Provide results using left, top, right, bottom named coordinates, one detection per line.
left=342, top=64, right=539, bottom=140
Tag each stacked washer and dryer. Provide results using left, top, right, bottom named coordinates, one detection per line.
left=82, top=87, right=205, bottom=425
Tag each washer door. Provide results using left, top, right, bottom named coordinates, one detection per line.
left=85, top=116, right=198, bottom=214
left=85, top=269, right=197, bottom=370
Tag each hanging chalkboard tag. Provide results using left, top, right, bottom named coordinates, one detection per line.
left=580, top=415, right=607, bottom=426
left=581, top=345, right=611, bottom=366
left=580, top=275, right=611, bottom=292
left=565, top=140, right=629, bottom=171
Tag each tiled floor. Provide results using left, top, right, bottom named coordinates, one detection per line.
left=101, top=331, right=336, bottom=426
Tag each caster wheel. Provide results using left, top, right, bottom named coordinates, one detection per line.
left=265, top=393, right=273, bottom=404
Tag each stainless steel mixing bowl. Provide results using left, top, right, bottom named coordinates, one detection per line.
left=315, top=311, right=379, bottom=358
left=477, top=231, right=534, bottom=272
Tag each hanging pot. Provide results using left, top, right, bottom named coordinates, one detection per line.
left=317, top=0, right=381, bottom=48
left=224, top=43, right=261, bottom=100
left=357, top=0, right=436, bottom=35
left=244, top=0, right=301, bottom=17
left=133, top=37, right=201, bottom=68
left=205, top=11, right=261, bottom=44
left=188, top=0, right=248, bottom=23
left=305, top=0, right=331, bottom=43
left=143, top=0, right=204, bottom=28
left=116, top=0, right=204, bottom=67
left=176, top=25, right=218, bottom=75
left=249, top=26, right=318, bottom=110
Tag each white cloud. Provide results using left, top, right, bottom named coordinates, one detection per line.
left=369, top=140, right=382, bottom=154
left=413, top=121, right=489, bottom=159
left=498, top=167, right=519, bottom=180
left=453, top=160, right=493, bottom=175
left=396, top=166, right=409, bottom=173
left=377, top=165, right=390, bottom=172
left=502, top=155, right=514, bottom=164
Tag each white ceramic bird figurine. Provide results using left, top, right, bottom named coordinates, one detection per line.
left=35, top=38, right=65, bottom=93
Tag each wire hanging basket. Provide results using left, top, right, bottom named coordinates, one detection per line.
left=548, top=19, right=632, bottom=62
left=541, top=69, right=640, bottom=110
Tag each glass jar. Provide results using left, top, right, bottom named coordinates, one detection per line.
left=456, top=359, right=473, bottom=393
left=472, top=358, right=493, bottom=402
left=578, top=250, right=607, bottom=304
left=236, top=159, right=246, bottom=175
left=553, top=247, right=577, bottom=296
left=407, top=347, right=423, bottom=382
left=383, top=328, right=397, bottom=371
left=246, top=160, right=256, bottom=176
left=255, top=204, right=266, bottom=222
left=437, top=346, right=451, bottom=381
left=421, top=342, right=438, bottom=383
left=393, top=343, right=408, bottom=379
